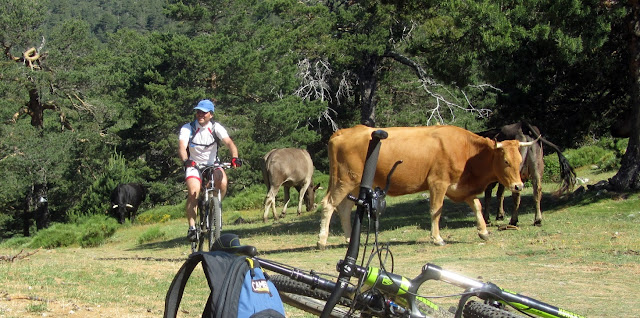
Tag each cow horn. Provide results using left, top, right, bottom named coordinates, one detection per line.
left=112, top=204, right=119, bottom=208
left=519, top=135, right=541, bottom=147
left=125, top=204, right=134, bottom=208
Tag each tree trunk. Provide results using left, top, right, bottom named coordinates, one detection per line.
left=610, top=1, right=640, bottom=191
left=359, top=54, right=381, bottom=127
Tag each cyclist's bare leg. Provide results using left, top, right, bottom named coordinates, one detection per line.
left=213, top=168, right=228, bottom=199
left=186, top=177, right=200, bottom=227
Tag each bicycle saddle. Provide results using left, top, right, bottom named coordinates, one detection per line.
left=212, top=233, right=258, bottom=257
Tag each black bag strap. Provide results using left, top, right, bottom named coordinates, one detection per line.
left=164, top=251, right=250, bottom=318
left=164, top=252, right=249, bottom=318
left=209, top=255, right=250, bottom=318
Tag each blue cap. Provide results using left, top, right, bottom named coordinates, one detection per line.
left=194, top=99, right=215, bottom=113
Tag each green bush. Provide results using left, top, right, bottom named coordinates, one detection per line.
left=137, top=226, right=166, bottom=244
left=544, top=139, right=624, bottom=182
left=29, top=223, right=79, bottom=249
left=78, top=216, right=119, bottom=247
left=136, top=205, right=183, bottom=224
left=226, top=184, right=269, bottom=211
left=543, top=154, right=561, bottom=183
left=0, top=236, right=32, bottom=248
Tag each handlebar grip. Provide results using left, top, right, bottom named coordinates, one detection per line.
left=360, top=130, right=387, bottom=190
left=372, top=129, right=388, bottom=140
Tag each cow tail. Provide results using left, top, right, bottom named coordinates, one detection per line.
left=261, top=150, right=275, bottom=188
left=523, top=121, right=577, bottom=195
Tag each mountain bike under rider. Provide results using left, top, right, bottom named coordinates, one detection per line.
left=178, top=99, right=241, bottom=242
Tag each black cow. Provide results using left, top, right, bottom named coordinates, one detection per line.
left=476, top=121, right=576, bottom=226
left=110, top=183, right=147, bottom=224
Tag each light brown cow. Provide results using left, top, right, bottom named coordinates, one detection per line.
left=262, top=148, right=319, bottom=222
left=318, top=125, right=534, bottom=249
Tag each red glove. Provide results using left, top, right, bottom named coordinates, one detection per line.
left=183, top=159, right=196, bottom=168
left=231, top=157, right=242, bottom=168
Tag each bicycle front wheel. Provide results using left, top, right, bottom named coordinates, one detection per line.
left=208, top=195, right=222, bottom=250
left=462, top=301, right=524, bottom=318
left=197, top=199, right=207, bottom=252
left=270, top=275, right=355, bottom=317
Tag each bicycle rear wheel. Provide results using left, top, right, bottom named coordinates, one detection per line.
left=270, top=275, right=355, bottom=317
left=462, top=300, right=524, bottom=318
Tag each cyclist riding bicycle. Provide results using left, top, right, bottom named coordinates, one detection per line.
left=178, top=99, right=241, bottom=243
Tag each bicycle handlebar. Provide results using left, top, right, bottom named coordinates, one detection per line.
left=321, top=130, right=388, bottom=318
left=196, top=162, right=233, bottom=170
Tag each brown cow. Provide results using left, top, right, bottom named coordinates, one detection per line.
left=261, top=148, right=319, bottom=222
left=317, top=125, right=535, bottom=248
left=476, top=121, right=576, bottom=226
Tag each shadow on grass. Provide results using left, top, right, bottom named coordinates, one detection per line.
left=132, top=189, right=590, bottom=252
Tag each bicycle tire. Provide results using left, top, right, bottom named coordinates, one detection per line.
left=197, top=198, right=207, bottom=252
left=463, top=301, right=524, bottom=318
left=270, top=275, right=356, bottom=317
left=210, top=195, right=222, bottom=246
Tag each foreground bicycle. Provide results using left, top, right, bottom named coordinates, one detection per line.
left=191, top=162, right=232, bottom=253
left=214, top=130, right=585, bottom=318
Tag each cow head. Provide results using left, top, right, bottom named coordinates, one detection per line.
left=493, top=139, right=535, bottom=192
left=112, top=203, right=134, bottom=224
left=304, top=183, right=321, bottom=212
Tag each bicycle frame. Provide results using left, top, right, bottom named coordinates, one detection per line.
left=192, top=162, right=231, bottom=253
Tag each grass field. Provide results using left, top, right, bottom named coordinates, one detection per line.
left=1, top=170, right=639, bottom=317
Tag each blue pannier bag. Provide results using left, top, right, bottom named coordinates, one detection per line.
left=164, top=249, right=286, bottom=318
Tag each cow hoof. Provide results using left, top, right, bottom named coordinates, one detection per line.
left=432, top=240, right=446, bottom=246
left=316, top=242, right=327, bottom=250
left=534, top=220, right=542, bottom=227
left=496, top=215, right=504, bottom=221
left=509, top=220, right=519, bottom=226
left=478, top=231, right=491, bottom=241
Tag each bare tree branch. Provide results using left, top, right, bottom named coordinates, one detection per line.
left=384, top=50, right=494, bottom=124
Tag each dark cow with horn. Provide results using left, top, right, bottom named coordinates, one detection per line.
left=261, top=148, right=320, bottom=222
left=476, top=121, right=576, bottom=227
left=110, top=183, right=147, bottom=224
left=317, top=125, right=536, bottom=248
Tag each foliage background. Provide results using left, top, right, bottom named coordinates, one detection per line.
left=0, top=0, right=633, bottom=238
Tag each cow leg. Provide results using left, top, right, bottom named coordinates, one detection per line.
left=509, top=192, right=521, bottom=226
left=281, top=186, right=291, bottom=217
left=337, top=198, right=356, bottom=243
left=482, top=183, right=496, bottom=225
left=467, top=197, right=490, bottom=241
left=296, top=181, right=311, bottom=216
left=532, top=175, right=543, bottom=226
left=429, top=187, right=448, bottom=246
left=318, top=187, right=355, bottom=249
left=496, top=184, right=506, bottom=221
left=263, top=185, right=280, bottom=222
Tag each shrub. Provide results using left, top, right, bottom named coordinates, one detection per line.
left=544, top=139, right=624, bottom=182
left=0, top=236, right=32, bottom=248
left=29, top=223, right=79, bottom=248
left=138, top=226, right=166, bottom=244
left=136, top=205, right=183, bottom=225
left=78, top=215, right=119, bottom=247
left=226, top=184, right=268, bottom=211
